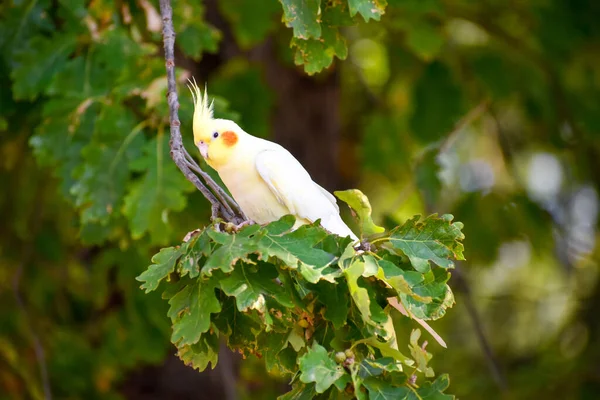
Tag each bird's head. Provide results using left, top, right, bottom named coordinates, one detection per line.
left=188, top=79, right=243, bottom=169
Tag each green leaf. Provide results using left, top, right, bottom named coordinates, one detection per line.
left=388, top=214, right=465, bottom=273
left=30, top=98, right=96, bottom=200
left=71, top=104, right=143, bottom=226
left=46, top=56, right=87, bottom=98
left=408, top=329, right=434, bottom=377
left=358, top=357, right=404, bottom=379
left=362, top=377, right=410, bottom=400
left=179, top=23, right=222, bottom=59
left=344, top=259, right=374, bottom=325
left=177, top=330, right=220, bottom=371
left=279, top=0, right=321, bottom=39
left=335, top=189, right=385, bottom=237
left=259, top=332, right=289, bottom=374
left=344, top=258, right=386, bottom=326
left=348, top=0, right=388, bottom=22
left=292, top=24, right=348, bottom=75
left=219, top=262, right=294, bottom=313
left=202, top=224, right=264, bottom=276
left=173, top=0, right=221, bottom=59
left=357, top=337, right=412, bottom=364
left=314, top=281, right=349, bottom=329
left=299, top=263, right=342, bottom=284
left=87, top=28, right=154, bottom=96
left=179, top=230, right=212, bottom=278
left=417, top=374, right=454, bottom=399
left=279, top=382, right=317, bottom=400
left=11, top=33, right=77, bottom=100
left=363, top=256, right=428, bottom=301
left=258, top=217, right=336, bottom=273
left=136, top=246, right=184, bottom=293
left=123, top=135, right=193, bottom=245
left=322, top=1, right=356, bottom=26
left=401, top=269, right=455, bottom=320
left=169, top=278, right=222, bottom=345
left=299, top=343, right=346, bottom=393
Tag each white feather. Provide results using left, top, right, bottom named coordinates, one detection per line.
left=254, top=145, right=358, bottom=240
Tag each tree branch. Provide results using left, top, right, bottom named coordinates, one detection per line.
left=453, top=267, right=508, bottom=392
left=158, top=0, right=246, bottom=225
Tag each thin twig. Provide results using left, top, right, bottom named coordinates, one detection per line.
left=182, top=147, right=246, bottom=220
left=412, top=98, right=490, bottom=165
left=13, top=262, right=52, bottom=400
left=182, top=152, right=236, bottom=217
left=158, top=0, right=245, bottom=224
left=453, top=267, right=508, bottom=392
left=439, top=99, right=490, bottom=154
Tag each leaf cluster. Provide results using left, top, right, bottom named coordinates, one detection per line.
left=278, top=0, right=387, bottom=74
left=138, top=190, right=464, bottom=398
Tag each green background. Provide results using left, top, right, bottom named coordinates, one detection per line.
left=1, top=0, right=599, bottom=398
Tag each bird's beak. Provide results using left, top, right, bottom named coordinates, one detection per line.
left=198, top=141, right=209, bottom=159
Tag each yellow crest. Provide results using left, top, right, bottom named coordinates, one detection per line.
left=187, top=77, right=214, bottom=144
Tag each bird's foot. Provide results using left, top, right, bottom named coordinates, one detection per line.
left=234, top=219, right=255, bottom=231
left=221, top=219, right=256, bottom=233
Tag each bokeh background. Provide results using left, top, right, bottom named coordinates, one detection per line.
left=1, top=0, right=599, bottom=399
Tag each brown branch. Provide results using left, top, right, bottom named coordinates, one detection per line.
left=182, top=147, right=247, bottom=220
left=158, top=0, right=246, bottom=225
left=453, top=267, right=508, bottom=392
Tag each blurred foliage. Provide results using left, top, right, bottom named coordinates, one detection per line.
left=0, top=0, right=599, bottom=399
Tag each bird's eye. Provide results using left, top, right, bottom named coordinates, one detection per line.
left=212, top=132, right=219, bottom=139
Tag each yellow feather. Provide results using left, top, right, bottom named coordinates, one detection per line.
left=187, top=78, right=214, bottom=145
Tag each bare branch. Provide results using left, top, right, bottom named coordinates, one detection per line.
left=182, top=147, right=247, bottom=220
left=158, top=0, right=246, bottom=224
left=453, top=267, right=508, bottom=392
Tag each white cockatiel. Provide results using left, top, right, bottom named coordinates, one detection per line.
left=188, top=80, right=358, bottom=241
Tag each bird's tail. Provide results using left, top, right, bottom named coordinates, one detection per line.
left=323, top=214, right=359, bottom=241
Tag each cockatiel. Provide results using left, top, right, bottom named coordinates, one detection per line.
left=188, top=81, right=358, bottom=241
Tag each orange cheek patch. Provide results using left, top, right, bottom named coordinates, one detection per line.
left=222, top=131, right=238, bottom=147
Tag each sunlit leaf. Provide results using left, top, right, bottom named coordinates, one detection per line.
left=335, top=189, right=385, bottom=237
left=279, top=0, right=321, bottom=39
left=348, top=0, right=388, bottom=22
left=388, top=214, right=465, bottom=273
left=299, top=342, right=346, bottom=393
left=409, top=329, right=434, bottom=377
left=137, top=246, right=184, bottom=293
left=292, top=24, right=347, bottom=75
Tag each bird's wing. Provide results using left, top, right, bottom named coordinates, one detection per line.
left=255, top=148, right=342, bottom=224
left=314, top=182, right=340, bottom=212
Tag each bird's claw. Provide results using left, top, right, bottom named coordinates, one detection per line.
left=234, top=219, right=255, bottom=231
left=221, top=219, right=256, bottom=233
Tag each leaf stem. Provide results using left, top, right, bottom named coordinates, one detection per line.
left=368, top=237, right=390, bottom=246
